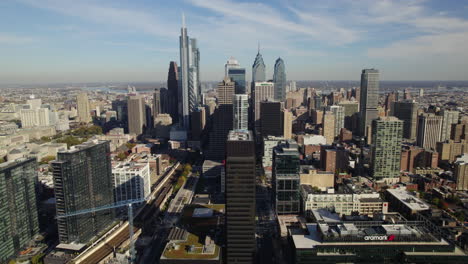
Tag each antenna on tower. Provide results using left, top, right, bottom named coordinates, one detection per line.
left=182, top=12, right=186, bottom=28
left=258, top=42, right=260, bottom=53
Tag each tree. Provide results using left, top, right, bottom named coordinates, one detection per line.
left=39, top=155, right=56, bottom=165
left=116, top=152, right=127, bottom=161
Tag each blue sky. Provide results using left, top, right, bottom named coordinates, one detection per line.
left=1, top=0, right=468, bottom=83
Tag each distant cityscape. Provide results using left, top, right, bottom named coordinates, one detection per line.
left=1, top=11, right=468, bottom=264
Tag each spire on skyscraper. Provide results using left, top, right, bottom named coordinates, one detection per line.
left=182, top=12, right=186, bottom=28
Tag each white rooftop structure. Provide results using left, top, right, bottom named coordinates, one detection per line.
left=386, top=188, right=430, bottom=211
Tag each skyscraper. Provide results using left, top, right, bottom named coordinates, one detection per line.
left=179, top=14, right=200, bottom=129
left=52, top=140, right=115, bottom=244
left=252, top=47, right=266, bottom=91
left=371, top=117, right=403, bottom=183
left=359, top=69, right=380, bottom=137
left=454, top=154, right=468, bottom=191
left=76, top=92, right=91, bottom=123
left=439, top=110, right=459, bottom=142
left=322, top=111, right=336, bottom=144
left=273, top=57, right=286, bottom=101
left=417, top=113, right=443, bottom=150
left=225, top=56, right=240, bottom=77
left=393, top=100, right=418, bottom=140
left=253, top=81, right=275, bottom=129
left=128, top=95, right=147, bottom=136
left=273, top=140, right=300, bottom=214
left=167, top=61, right=179, bottom=124
left=153, top=88, right=162, bottom=117
left=233, top=94, right=249, bottom=130
left=207, top=77, right=235, bottom=160
left=327, top=105, right=345, bottom=137
left=228, top=67, right=247, bottom=94
left=190, top=107, right=206, bottom=141
left=0, top=158, right=39, bottom=262
left=260, top=101, right=283, bottom=137
left=225, top=130, right=256, bottom=264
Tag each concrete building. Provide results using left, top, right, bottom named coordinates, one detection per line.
left=191, top=107, right=206, bottom=141
left=202, top=160, right=223, bottom=179
left=52, top=140, right=115, bottom=244
left=260, top=101, right=283, bottom=137
left=322, top=111, right=335, bottom=144
left=400, top=146, right=438, bottom=172
left=436, top=139, right=468, bottom=163
left=253, top=82, right=275, bottom=129
left=128, top=95, right=147, bottom=136
left=439, top=110, right=459, bottom=142
left=385, top=188, right=430, bottom=216
left=233, top=94, right=249, bottom=130
left=359, top=69, right=380, bottom=137
left=454, top=154, right=468, bottom=190
left=417, top=113, right=443, bottom=150
left=225, top=130, right=256, bottom=264
left=327, top=105, right=344, bottom=137
left=154, top=114, right=173, bottom=139
left=0, top=158, right=39, bottom=262
left=299, top=166, right=334, bottom=191
left=273, top=140, right=301, bottom=214
left=393, top=100, right=418, bottom=140
left=76, top=92, right=91, bottom=123
left=320, top=145, right=349, bottom=174
left=262, top=136, right=284, bottom=172
left=112, top=161, right=151, bottom=202
left=371, top=117, right=403, bottom=183
left=283, top=109, right=293, bottom=140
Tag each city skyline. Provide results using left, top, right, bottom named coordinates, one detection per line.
left=2, top=0, right=468, bottom=84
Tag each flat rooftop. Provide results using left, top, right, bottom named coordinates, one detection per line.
left=228, top=129, right=252, bottom=141
left=387, top=189, right=430, bottom=211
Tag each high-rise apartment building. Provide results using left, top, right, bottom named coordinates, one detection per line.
left=52, top=140, right=115, bottom=244
left=439, top=110, right=459, bottom=142
left=76, top=92, right=91, bottom=123
left=273, top=140, right=300, bottom=214
left=167, top=61, right=179, bottom=124
left=371, top=117, right=403, bottom=182
left=112, top=162, right=151, bottom=203
left=359, top=69, right=380, bottom=137
left=393, top=100, right=418, bottom=140
left=253, top=82, right=275, bottom=129
left=273, top=57, right=286, bottom=101
left=0, top=158, right=39, bottom=262
left=454, top=154, right=468, bottom=191
left=225, top=130, right=256, bottom=264
left=233, top=94, right=249, bottom=130
left=283, top=109, right=293, bottom=140
left=179, top=15, right=200, bottom=129
left=127, top=95, right=147, bottom=136
left=322, top=111, right=335, bottom=144
left=417, top=113, right=443, bottom=150
left=327, top=105, right=344, bottom=137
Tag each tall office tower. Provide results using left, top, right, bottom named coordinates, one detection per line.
left=385, top=92, right=396, bottom=115
left=252, top=47, right=266, bottom=90
left=283, top=109, right=293, bottom=140
left=27, top=97, right=42, bottom=110
left=439, top=110, right=459, bottom=141
left=0, top=158, right=39, bottom=262
left=153, top=88, right=162, bottom=117
left=225, top=56, right=240, bottom=77
left=112, top=162, right=151, bottom=203
left=454, top=154, right=468, bottom=191
left=228, top=63, right=247, bottom=94
left=76, top=92, right=92, bottom=123
left=273, top=140, right=300, bottom=214
left=273, top=57, right=286, bottom=101
left=322, top=111, right=336, bottom=144
left=260, top=101, right=283, bottom=137
left=313, top=95, right=322, bottom=110
left=225, top=130, right=256, bottom=264
left=52, top=140, right=114, bottom=244
left=167, top=61, right=179, bottom=124
left=371, top=117, right=403, bottom=183
left=253, top=82, right=275, bottom=129
left=233, top=94, right=249, bottom=130
left=417, top=113, right=443, bottom=150
left=359, top=69, right=380, bottom=137
left=393, top=100, right=418, bottom=140
left=190, top=107, right=206, bottom=141
left=207, top=78, right=235, bottom=160
left=179, top=15, right=199, bottom=129
left=127, top=95, right=147, bottom=136
left=338, top=101, right=359, bottom=131
left=327, top=105, right=344, bottom=137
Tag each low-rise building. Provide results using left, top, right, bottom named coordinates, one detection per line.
left=299, top=166, right=334, bottom=191
left=385, top=188, right=430, bottom=216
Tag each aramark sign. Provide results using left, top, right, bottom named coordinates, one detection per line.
left=364, top=235, right=395, bottom=241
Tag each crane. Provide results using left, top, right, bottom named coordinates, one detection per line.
left=56, top=198, right=145, bottom=263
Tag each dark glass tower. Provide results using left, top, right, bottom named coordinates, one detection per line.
left=52, top=140, right=115, bottom=244
left=273, top=57, right=286, bottom=101
left=273, top=140, right=300, bottom=214
left=0, top=158, right=39, bottom=262
left=359, top=69, right=380, bottom=137
left=167, top=61, right=179, bottom=124
left=225, top=130, right=256, bottom=264
left=228, top=68, right=246, bottom=94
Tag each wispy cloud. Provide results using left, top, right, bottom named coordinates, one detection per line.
left=0, top=33, right=35, bottom=44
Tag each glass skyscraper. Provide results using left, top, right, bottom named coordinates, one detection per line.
left=228, top=68, right=246, bottom=94
left=273, top=57, right=286, bottom=101
left=252, top=48, right=266, bottom=84
left=0, top=158, right=39, bottom=262
left=359, top=69, right=380, bottom=137
left=52, top=140, right=115, bottom=244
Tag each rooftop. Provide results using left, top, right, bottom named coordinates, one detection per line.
left=228, top=129, right=252, bottom=141
left=387, top=188, right=430, bottom=211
